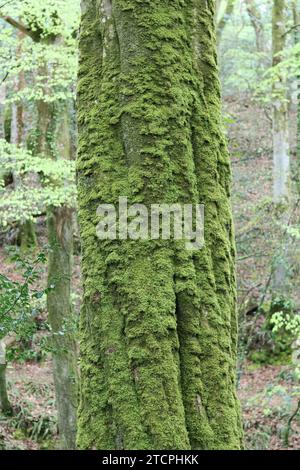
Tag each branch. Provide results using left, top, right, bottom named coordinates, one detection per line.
left=0, top=0, right=14, bottom=8
left=1, top=15, right=38, bottom=41
left=283, top=23, right=300, bottom=37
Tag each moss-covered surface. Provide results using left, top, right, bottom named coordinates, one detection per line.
left=77, top=0, right=243, bottom=450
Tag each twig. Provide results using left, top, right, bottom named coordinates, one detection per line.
left=284, top=399, right=300, bottom=447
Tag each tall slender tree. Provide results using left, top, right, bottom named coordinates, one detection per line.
left=1, top=5, right=78, bottom=449
left=216, top=0, right=236, bottom=43
left=292, top=0, right=300, bottom=186
left=272, top=0, right=290, bottom=204
left=245, top=0, right=265, bottom=53
left=271, top=0, right=290, bottom=293
left=77, top=0, right=243, bottom=450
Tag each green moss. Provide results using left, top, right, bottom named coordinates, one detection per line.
left=76, top=0, right=243, bottom=450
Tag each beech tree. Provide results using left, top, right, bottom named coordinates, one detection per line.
left=1, top=0, right=79, bottom=449
left=76, top=0, right=243, bottom=450
left=272, top=0, right=290, bottom=204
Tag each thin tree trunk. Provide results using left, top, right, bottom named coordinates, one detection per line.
left=0, top=341, right=12, bottom=414
left=11, top=31, right=37, bottom=251
left=216, top=0, right=235, bottom=43
left=245, top=0, right=265, bottom=53
left=77, top=0, right=243, bottom=450
left=35, top=63, right=78, bottom=449
left=47, top=203, right=78, bottom=449
left=272, top=0, right=290, bottom=204
left=0, top=84, right=5, bottom=140
left=272, top=0, right=290, bottom=292
left=293, top=0, right=300, bottom=190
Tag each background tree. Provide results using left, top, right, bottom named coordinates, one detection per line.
left=272, top=0, right=290, bottom=204
left=0, top=0, right=79, bottom=449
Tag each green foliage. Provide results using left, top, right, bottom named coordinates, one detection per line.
left=0, top=139, right=76, bottom=226
left=271, top=301, right=300, bottom=379
left=0, top=249, right=50, bottom=341
left=0, top=0, right=80, bottom=101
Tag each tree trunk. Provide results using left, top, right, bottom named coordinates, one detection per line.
left=0, top=341, right=12, bottom=414
left=0, top=84, right=5, bottom=140
left=77, top=0, right=243, bottom=450
left=11, top=31, right=37, bottom=251
left=47, top=204, right=78, bottom=449
left=245, top=0, right=265, bottom=53
left=293, top=0, right=300, bottom=190
left=272, top=0, right=290, bottom=204
left=35, top=63, right=78, bottom=449
left=216, top=0, right=235, bottom=43
left=271, top=0, right=290, bottom=293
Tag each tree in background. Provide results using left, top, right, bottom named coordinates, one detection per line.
left=0, top=0, right=79, bottom=449
left=77, top=0, right=243, bottom=450
left=245, top=0, right=265, bottom=53
left=292, top=0, right=300, bottom=183
left=272, top=0, right=290, bottom=204
left=216, top=0, right=236, bottom=43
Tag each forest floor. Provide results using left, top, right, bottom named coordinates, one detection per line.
left=0, top=358, right=299, bottom=450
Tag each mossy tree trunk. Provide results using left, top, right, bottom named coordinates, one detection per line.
left=77, top=0, right=243, bottom=450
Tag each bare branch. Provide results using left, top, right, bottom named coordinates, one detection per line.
left=0, top=15, right=38, bottom=41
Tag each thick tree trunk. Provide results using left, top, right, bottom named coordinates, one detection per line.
left=272, top=0, right=290, bottom=204
left=77, top=0, right=243, bottom=450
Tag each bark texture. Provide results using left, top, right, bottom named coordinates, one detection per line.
left=35, top=63, right=78, bottom=449
left=0, top=341, right=12, bottom=414
left=216, top=0, right=235, bottom=43
left=293, top=0, right=300, bottom=188
left=272, top=0, right=290, bottom=203
left=77, top=0, right=243, bottom=450
left=245, top=0, right=265, bottom=53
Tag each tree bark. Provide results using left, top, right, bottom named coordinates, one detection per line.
left=0, top=340, right=12, bottom=414
left=245, top=0, right=265, bottom=53
left=293, top=0, right=300, bottom=190
left=272, top=0, right=290, bottom=204
left=34, top=62, right=78, bottom=449
left=77, top=0, right=243, bottom=450
left=47, top=204, right=78, bottom=449
left=11, top=31, right=37, bottom=251
left=216, top=0, right=235, bottom=43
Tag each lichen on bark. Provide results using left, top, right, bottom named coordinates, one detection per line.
left=77, top=0, right=243, bottom=450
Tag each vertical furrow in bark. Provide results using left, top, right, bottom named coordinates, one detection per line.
left=176, top=0, right=243, bottom=449
left=77, top=0, right=243, bottom=450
